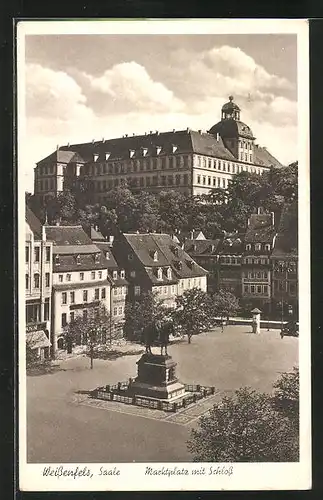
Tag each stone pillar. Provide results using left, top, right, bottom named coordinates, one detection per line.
left=251, top=308, right=261, bottom=334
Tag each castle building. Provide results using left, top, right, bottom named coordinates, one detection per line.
left=44, top=225, right=111, bottom=355
left=33, top=97, right=283, bottom=203
left=112, top=233, right=208, bottom=308
left=25, top=207, right=53, bottom=360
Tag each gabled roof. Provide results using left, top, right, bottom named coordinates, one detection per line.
left=95, top=242, right=118, bottom=268
left=253, top=145, right=283, bottom=168
left=45, top=225, right=94, bottom=247
left=123, top=233, right=207, bottom=281
left=37, top=149, right=86, bottom=165
left=245, top=214, right=276, bottom=244
left=184, top=239, right=221, bottom=256
left=53, top=253, right=108, bottom=272
left=57, top=129, right=239, bottom=163
left=272, top=204, right=298, bottom=258
left=25, top=205, right=42, bottom=239
left=89, top=226, right=106, bottom=242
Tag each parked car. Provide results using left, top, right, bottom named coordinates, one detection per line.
left=280, top=321, right=299, bottom=338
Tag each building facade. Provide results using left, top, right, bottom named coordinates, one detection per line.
left=88, top=226, right=129, bottom=335
left=45, top=225, right=111, bottom=355
left=241, top=212, right=277, bottom=314
left=113, top=232, right=208, bottom=308
left=33, top=97, right=283, bottom=203
left=271, top=204, right=298, bottom=320
left=25, top=207, right=53, bottom=359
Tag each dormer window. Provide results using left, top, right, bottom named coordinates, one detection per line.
left=265, top=244, right=271, bottom=251
left=113, top=270, right=118, bottom=280
left=129, top=149, right=135, bottom=158
left=210, top=245, right=215, bottom=253
left=94, top=253, right=100, bottom=263
left=157, top=267, right=163, bottom=280
left=93, top=153, right=99, bottom=162
left=167, top=267, right=172, bottom=280
left=172, top=246, right=179, bottom=257
left=105, top=152, right=111, bottom=161
left=175, top=261, right=182, bottom=270
left=105, top=251, right=110, bottom=260
left=142, top=147, right=148, bottom=157
left=255, top=243, right=261, bottom=251
left=156, top=146, right=162, bottom=155
left=186, top=260, right=194, bottom=269
left=128, top=253, right=133, bottom=261
left=55, top=255, right=60, bottom=266
left=153, top=250, right=158, bottom=262
left=120, top=270, right=125, bottom=279
left=76, top=254, right=81, bottom=265
left=172, top=145, right=178, bottom=153
left=246, top=244, right=251, bottom=251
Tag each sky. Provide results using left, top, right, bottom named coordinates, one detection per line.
left=23, top=33, right=298, bottom=193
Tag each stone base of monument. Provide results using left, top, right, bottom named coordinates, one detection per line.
left=91, top=352, right=216, bottom=412
left=128, top=353, right=186, bottom=401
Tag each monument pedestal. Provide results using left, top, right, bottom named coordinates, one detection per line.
left=129, top=353, right=185, bottom=400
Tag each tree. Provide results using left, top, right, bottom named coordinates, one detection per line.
left=187, top=386, right=298, bottom=462
left=124, top=291, right=167, bottom=342
left=172, top=288, right=213, bottom=344
left=62, top=302, right=114, bottom=369
left=57, top=191, right=77, bottom=223
left=272, top=366, right=299, bottom=428
left=212, top=289, right=239, bottom=328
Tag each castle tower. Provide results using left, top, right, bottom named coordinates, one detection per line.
left=208, top=96, right=255, bottom=163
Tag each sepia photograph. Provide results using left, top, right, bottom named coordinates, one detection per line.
left=18, top=19, right=310, bottom=491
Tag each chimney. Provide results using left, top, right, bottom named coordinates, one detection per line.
left=102, top=137, right=105, bottom=143
left=186, top=127, right=190, bottom=133
left=56, top=144, right=59, bottom=150
left=67, top=142, right=70, bottom=147
left=92, top=139, right=95, bottom=144
left=173, top=129, right=176, bottom=133
left=198, top=130, right=202, bottom=134
left=150, top=131, right=153, bottom=134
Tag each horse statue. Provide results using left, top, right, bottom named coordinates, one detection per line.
left=142, top=320, right=173, bottom=356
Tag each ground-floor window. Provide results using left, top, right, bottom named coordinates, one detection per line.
left=26, top=302, right=41, bottom=323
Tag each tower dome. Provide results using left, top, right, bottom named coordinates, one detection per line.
left=221, top=96, right=241, bottom=120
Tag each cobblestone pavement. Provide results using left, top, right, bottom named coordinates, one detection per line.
left=71, top=390, right=234, bottom=426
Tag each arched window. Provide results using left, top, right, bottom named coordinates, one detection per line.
left=157, top=268, right=163, bottom=280
left=167, top=267, right=172, bottom=280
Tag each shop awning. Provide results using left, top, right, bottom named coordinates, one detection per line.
left=26, top=330, right=51, bottom=350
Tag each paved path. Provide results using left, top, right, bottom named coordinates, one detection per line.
left=71, top=390, right=232, bottom=427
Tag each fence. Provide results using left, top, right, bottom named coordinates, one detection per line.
left=91, top=383, right=216, bottom=413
